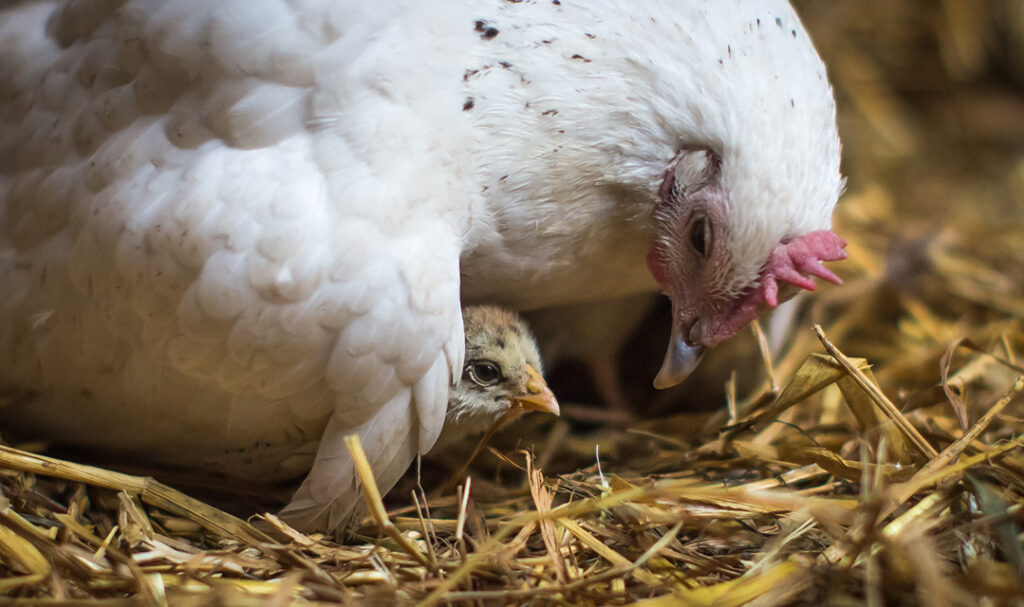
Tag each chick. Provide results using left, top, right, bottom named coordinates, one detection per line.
left=282, top=305, right=556, bottom=533
left=438, top=306, right=559, bottom=446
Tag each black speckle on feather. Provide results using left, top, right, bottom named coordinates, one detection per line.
left=463, top=98, right=475, bottom=111
left=474, top=20, right=500, bottom=39
left=775, top=17, right=783, bottom=27
left=571, top=54, right=590, bottom=62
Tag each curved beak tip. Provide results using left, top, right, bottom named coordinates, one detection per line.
left=653, top=335, right=705, bottom=390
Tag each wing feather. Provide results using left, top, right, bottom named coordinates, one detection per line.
left=282, top=232, right=464, bottom=532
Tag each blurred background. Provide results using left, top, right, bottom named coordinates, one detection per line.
left=798, top=0, right=1024, bottom=221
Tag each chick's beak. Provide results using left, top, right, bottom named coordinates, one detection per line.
left=512, top=365, right=560, bottom=416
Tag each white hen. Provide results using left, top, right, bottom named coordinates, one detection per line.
left=0, top=0, right=845, bottom=532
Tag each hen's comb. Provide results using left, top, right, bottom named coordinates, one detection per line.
left=759, top=230, right=847, bottom=308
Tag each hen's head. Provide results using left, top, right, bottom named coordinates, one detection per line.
left=646, top=146, right=846, bottom=387
left=633, top=7, right=847, bottom=388
left=443, top=306, right=559, bottom=440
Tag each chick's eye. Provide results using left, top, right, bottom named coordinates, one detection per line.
left=466, top=360, right=502, bottom=386
left=689, top=216, right=709, bottom=257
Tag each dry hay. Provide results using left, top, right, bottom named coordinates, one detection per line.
left=2, top=3, right=1024, bottom=606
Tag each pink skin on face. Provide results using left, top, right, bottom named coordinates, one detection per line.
left=647, top=229, right=846, bottom=387
left=689, top=230, right=847, bottom=347
left=646, top=145, right=848, bottom=387
left=646, top=246, right=669, bottom=287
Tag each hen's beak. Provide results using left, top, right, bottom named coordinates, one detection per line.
left=653, top=314, right=705, bottom=389
left=512, top=365, right=560, bottom=415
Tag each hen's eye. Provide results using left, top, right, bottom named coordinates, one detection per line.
left=466, top=360, right=502, bottom=386
left=689, top=216, right=709, bottom=256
